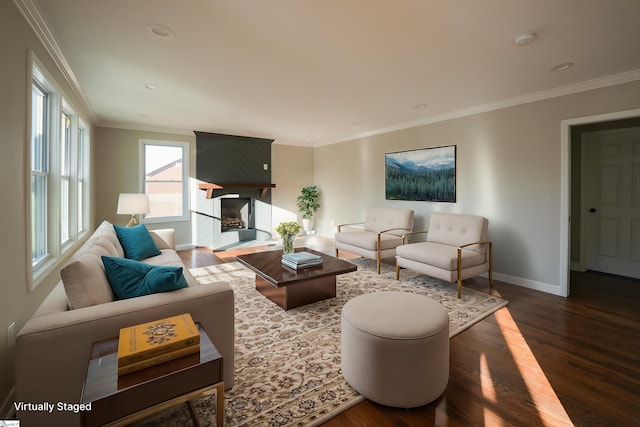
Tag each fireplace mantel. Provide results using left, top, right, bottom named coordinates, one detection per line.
left=199, top=182, right=276, bottom=199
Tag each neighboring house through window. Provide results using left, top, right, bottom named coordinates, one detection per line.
left=140, top=140, right=189, bottom=222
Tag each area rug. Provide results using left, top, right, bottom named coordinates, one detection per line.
left=135, top=259, right=507, bottom=427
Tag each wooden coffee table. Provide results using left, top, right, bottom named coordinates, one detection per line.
left=81, top=323, right=224, bottom=427
left=236, top=247, right=357, bottom=310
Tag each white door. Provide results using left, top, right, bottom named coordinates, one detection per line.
left=583, top=127, right=640, bottom=279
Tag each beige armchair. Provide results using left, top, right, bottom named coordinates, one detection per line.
left=335, top=206, right=414, bottom=273
left=395, top=212, right=492, bottom=298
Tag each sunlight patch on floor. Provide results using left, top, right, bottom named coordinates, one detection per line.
left=479, top=352, right=506, bottom=426
left=493, top=308, right=574, bottom=427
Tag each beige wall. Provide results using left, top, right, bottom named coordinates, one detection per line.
left=0, top=1, right=96, bottom=412
left=271, top=144, right=315, bottom=227
left=314, top=80, right=640, bottom=295
left=93, top=127, right=196, bottom=245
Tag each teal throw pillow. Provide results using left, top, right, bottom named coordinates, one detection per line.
left=101, top=256, right=188, bottom=300
left=114, top=224, right=161, bottom=261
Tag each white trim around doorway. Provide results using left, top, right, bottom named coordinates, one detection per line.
left=560, top=107, right=640, bottom=297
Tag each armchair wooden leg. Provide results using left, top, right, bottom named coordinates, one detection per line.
left=395, top=259, right=400, bottom=280
left=335, top=248, right=339, bottom=258
left=377, top=258, right=381, bottom=274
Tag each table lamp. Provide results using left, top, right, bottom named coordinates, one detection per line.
left=117, top=193, right=150, bottom=227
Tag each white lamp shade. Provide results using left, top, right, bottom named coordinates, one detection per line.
left=117, top=193, right=150, bottom=215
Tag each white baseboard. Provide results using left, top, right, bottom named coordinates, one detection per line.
left=492, top=272, right=565, bottom=296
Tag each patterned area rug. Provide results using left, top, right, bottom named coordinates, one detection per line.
left=134, top=258, right=508, bottom=426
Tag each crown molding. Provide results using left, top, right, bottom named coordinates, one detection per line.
left=13, top=0, right=97, bottom=124
left=320, top=68, right=640, bottom=147
left=98, top=121, right=197, bottom=137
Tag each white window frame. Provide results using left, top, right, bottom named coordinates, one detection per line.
left=140, top=139, right=190, bottom=223
left=30, top=78, right=50, bottom=270
left=77, top=120, right=89, bottom=234
left=60, top=109, right=72, bottom=246
left=28, top=52, right=91, bottom=290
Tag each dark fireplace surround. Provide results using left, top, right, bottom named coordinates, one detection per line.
left=194, top=132, right=275, bottom=250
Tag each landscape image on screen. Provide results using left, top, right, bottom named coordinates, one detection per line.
left=385, top=145, right=456, bottom=202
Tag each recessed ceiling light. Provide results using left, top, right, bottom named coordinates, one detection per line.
left=413, top=104, right=428, bottom=109
left=513, top=32, right=537, bottom=46
left=550, top=62, right=575, bottom=72
left=146, top=23, right=175, bottom=39
left=144, top=83, right=158, bottom=90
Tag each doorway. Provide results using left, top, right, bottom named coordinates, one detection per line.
left=561, top=109, right=640, bottom=296
left=581, top=127, right=640, bottom=279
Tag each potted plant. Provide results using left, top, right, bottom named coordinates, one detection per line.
left=296, top=185, right=320, bottom=232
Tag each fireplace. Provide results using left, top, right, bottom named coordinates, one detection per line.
left=194, top=186, right=275, bottom=250
left=221, top=198, right=251, bottom=231
left=194, top=130, right=275, bottom=250
left=197, top=191, right=274, bottom=250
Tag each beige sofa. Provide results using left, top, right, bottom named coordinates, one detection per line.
left=15, top=221, right=234, bottom=427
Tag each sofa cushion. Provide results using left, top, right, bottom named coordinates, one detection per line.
left=61, top=253, right=115, bottom=309
left=335, top=231, right=403, bottom=251
left=426, top=213, right=488, bottom=253
left=114, top=224, right=161, bottom=261
left=102, top=256, right=188, bottom=300
left=59, top=221, right=126, bottom=309
left=396, top=242, right=486, bottom=270
left=363, top=207, right=414, bottom=235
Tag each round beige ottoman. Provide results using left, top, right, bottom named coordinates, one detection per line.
left=341, top=291, right=449, bottom=408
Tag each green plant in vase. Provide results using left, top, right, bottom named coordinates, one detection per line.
left=275, top=221, right=302, bottom=254
left=296, top=185, right=320, bottom=232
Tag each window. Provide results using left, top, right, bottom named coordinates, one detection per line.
left=31, top=81, right=49, bottom=265
left=77, top=123, right=88, bottom=234
left=29, top=54, right=91, bottom=288
left=141, top=140, right=189, bottom=222
left=60, top=112, right=71, bottom=244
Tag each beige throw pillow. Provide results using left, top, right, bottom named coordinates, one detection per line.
left=61, top=252, right=115, bottom=309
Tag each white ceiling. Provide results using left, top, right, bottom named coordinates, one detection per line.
left=23, top=0, right=640, bottom=147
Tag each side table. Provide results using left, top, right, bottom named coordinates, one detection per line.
left=81, top=323, right=224, bottom=426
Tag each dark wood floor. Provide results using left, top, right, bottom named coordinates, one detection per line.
left=180, top=245, right=640, bottom=427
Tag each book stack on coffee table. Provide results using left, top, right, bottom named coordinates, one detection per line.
left=281, top=251, right=324, bottom=270
left=117, top=313, right=200, bottom=376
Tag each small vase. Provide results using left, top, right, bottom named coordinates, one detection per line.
left=282, top=234, right=295, bottom=254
